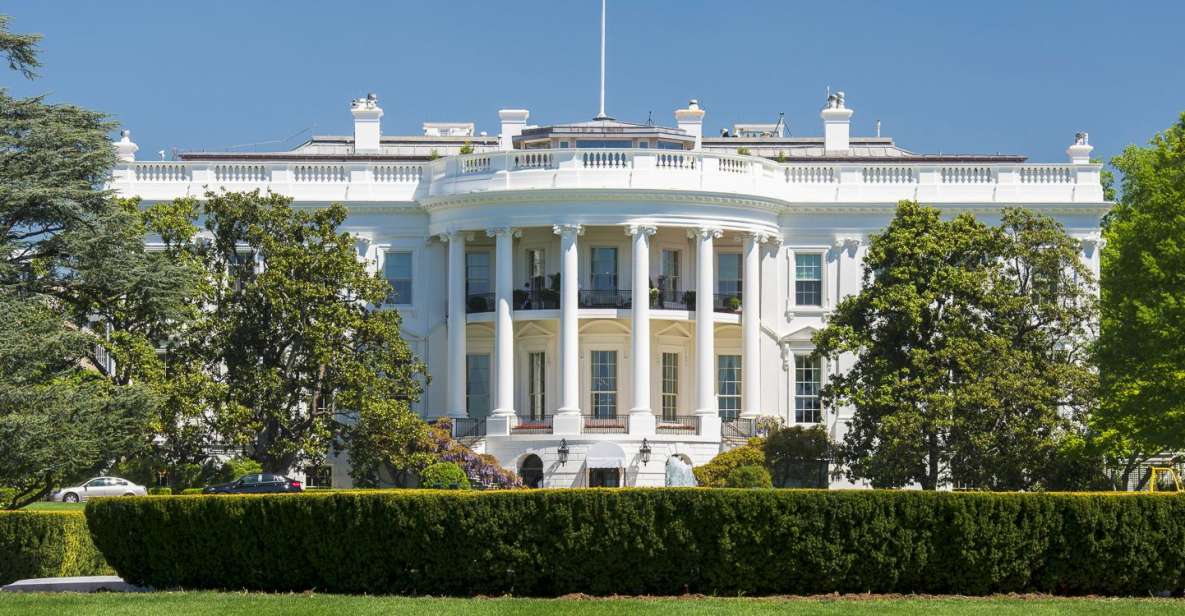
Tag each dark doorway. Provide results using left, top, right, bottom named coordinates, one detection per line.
left=519, top=454, right=544, bottom=489
left=589, top=468, right=621, bottom=487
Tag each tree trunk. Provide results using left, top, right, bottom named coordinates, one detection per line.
left=926, top=431, right=940, bottom=490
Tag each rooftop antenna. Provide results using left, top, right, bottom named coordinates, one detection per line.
left=875, top=120, right=881, bottom=137
left=594, top=0, right=611, bottom=120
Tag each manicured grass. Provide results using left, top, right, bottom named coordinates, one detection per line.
left=0, top=593, right=1182, bottom=615
left=21, top=502, right=85, bottom=512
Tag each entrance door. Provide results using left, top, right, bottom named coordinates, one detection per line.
left=589, top=468, right=621, bottom=487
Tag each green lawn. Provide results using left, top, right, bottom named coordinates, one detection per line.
left=0, top=593, right=1181, bottom=615
left=22, top=502, right=86, bottom=512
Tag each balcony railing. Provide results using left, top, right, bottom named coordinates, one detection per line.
left=656, top=415, right=699, bottom=435
left=513, top=289, right=560, bottom=310
left=578, top=289, right=632, bottom=309
left=714, top=292, right=743, bottom=313
left=582, top=414, right=627, bottom=434
left=512, top=414, right=553, bottom=434
left=465, top=292, right=495, bottom=314
left=453, top=417, right=487, bottom=439
left=652, top=288, right=690, bottom=310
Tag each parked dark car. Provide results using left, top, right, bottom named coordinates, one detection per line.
left=203, top=473, right=303, bottom=494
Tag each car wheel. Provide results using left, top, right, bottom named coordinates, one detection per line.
left=63, top=493, right=79, bottom=503
left=122, top=492, right=135, bottom=497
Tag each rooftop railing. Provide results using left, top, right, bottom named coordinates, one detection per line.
left=111, top=149, right=1103, bottom=205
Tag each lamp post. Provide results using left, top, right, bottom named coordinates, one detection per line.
left=639, top=438, right=652, bottom=466
left=557, top=439, right=569, bottom=466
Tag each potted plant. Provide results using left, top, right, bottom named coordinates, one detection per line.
left=682, top=290, right=696, bottom=310
left=727, top=296, right=742, bottom=312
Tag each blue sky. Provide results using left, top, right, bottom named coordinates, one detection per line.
left=6, top=1, right=1184, bottom=166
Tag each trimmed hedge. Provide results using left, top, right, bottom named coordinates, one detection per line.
left=0, top=511, right=111, bottom=584
left=725, top=465, right=773, bottom=488
left=86, top=490, right=1185, bottom=596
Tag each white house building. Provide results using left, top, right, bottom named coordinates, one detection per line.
left=108, top=91, right=1108, bottom=488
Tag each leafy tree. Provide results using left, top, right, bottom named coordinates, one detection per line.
left=1097, top=114, right=1185, bottom=465
left=146, top=190, right=428, bottom=474
left=815, top=201, right=1096, bottom=490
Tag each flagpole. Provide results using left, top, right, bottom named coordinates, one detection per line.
left=596, top=0, right=607, bottom=120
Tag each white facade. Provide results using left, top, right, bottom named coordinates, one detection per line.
left=110, top=94, right=1108, bottom=488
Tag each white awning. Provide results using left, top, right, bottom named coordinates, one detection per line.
left=585, top=441, right=626, bottom=469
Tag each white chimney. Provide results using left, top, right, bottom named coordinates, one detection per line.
left=498, top=109, right=529, bottom=151
left=115, top=129, right=138, bottom=162
left=674, top=99, right=706, bottom=150
left=1067, top=132, right=1094, bottom=164
left=820, top=91, right=853, bottom=154
left=351, top=93, right=383, bottom=154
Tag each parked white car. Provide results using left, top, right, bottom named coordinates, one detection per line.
left=52, top=477, right=147, bottom=502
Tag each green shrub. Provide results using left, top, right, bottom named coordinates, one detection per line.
left=419, top=462, right=470, bottom=490
left=180, top=488, right=203, bottom=495
left=148, top=487, right=173, bottom=496
left=0, top=512, right=111, bottom=584
left=0, top=487, right=17, bottom=509
left=694, top=438, right=764, bottom=487
left=86, top=490, right=1185, bottom=596
left=764, top=425, right=831, bottom=488
left=725, top=465, right=773, bottom=488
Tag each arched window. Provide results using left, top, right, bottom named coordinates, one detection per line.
left=520, top=454, right=544, bottom=489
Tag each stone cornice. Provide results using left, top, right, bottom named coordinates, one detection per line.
left=421, top=189, right=787, bottom=215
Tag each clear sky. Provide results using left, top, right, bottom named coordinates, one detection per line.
left=5, top=1, right=1184, bottom=166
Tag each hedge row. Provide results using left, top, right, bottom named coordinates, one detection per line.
left=86, top=490, right=1185, bottom=596
left=0, top=511, right=111, bottom=584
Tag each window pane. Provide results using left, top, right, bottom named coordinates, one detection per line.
left=466, top=252, right=490, bottom=294
left=795, top=354, right=822, bottom=424
left=591, top=248, right=617, bottom=290
left=795, top=253, right=822, bottom=307
left=385, top=252, right=413, bottom=305
left=718, top=253, right=742, bottom=295
left=717, top=355, right=742, bottom=420
left=590, top=351, right=617, bottom=418
left=661, top=352, right=679, bottom=420
left=528, top=352, right=546, bottom=419
left=466, top=354, right=491, bottom=417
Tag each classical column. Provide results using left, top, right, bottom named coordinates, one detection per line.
left=553, top=224, right=584, bottom=435
left=693, top=228, right=722, bottom=433
left=628, top=224, right=657, bottom=435
left=443, top=231, right=467, bottom=420
left=741, top=232, right=765, bottom=419
left=487, top=227, right=517, bottom=435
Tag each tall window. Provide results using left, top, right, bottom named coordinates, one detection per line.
left=661, top=352, right=679, bottom=421
left=718, top=253, right=742, bottom=297
left=660, top=249, right=681, bottom=302
left=590, top=247, right=618, bottom=291
left=528, top=352, right=546, bottom=420
left=590, top=350, right=617, bottom=419
left=385, top=251, right=413, bottom=305
left=466, top=354, right=491, bottom=417
left=466, top=252, right=490, bottom=294
left=718, top=354, right=741, bottom=420
left=526, top=248, right=546, bottom=291
left=795, top=253, right=823, bottom=306
left=795, top=354, right=822, bottom=424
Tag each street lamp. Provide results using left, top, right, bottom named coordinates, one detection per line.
left=639, top=438, right=652, bottom=466
left=557, top=439, right=569, bottom=466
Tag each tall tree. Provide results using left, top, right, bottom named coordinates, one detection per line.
left=1097, top=113, right=1185, bottom=459
left=147, top=190, right=428, bottom=474
left=0, top=15, right=158, bottom=507
left=815, top=201, right=1096, bottom=490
